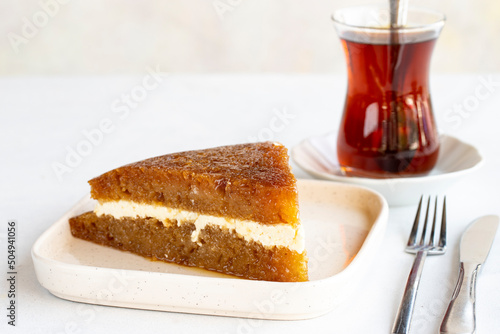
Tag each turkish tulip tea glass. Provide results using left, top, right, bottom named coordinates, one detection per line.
left=332, top=6, right=445, bottom=178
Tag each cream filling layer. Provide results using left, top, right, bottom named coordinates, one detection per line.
left=94, top=200, right=305, bottom=253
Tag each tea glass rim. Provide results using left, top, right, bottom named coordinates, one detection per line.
left=332, top=5, right=446, bottom=34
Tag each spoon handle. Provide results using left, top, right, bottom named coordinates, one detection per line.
left=390, top=0, right=409, bottom=28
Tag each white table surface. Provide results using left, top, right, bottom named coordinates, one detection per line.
left=1, top=74, right=500, bottom=334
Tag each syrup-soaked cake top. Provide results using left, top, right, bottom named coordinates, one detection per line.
left=122, top=142, right=294, bottom=188
left=89, top=142, right=299, bottom=225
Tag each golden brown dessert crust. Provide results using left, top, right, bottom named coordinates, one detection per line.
left=89, top=142, right=299, bottom=226
left=69, top=212, right=308, bottom=282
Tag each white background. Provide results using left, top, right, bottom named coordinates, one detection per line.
left=1, top=0, right=499, bottom=75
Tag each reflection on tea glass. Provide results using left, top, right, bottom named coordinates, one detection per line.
left=332, top=6, right=445, bottom=178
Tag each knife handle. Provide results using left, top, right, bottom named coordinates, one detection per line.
left=439, top=262, right=480, bottom=334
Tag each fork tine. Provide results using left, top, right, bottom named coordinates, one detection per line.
left=419, top=197, right=431, bottom=246
left=407, top=196, right=423, bottom=246
left=439, top=196, right=447, bottom=248
left=428, top=197, right=438, bottom=246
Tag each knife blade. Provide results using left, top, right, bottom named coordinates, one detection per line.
left=440, top=215, right=499, bottom=334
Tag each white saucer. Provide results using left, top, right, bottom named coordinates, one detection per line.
left=292, top=133, right=483, bottom=206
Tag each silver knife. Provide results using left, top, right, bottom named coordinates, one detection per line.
left=440, top=215, right=499, bottom=334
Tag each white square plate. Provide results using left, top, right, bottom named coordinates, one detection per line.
left=32, top=179, right=388, bottom=320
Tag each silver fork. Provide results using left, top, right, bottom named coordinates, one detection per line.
left=392, top=196, right=447, bottom=334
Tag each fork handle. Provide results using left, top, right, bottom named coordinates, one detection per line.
left=392, top=250, right=428, bottom=334
left=439, top=262, right=479, bottom=334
